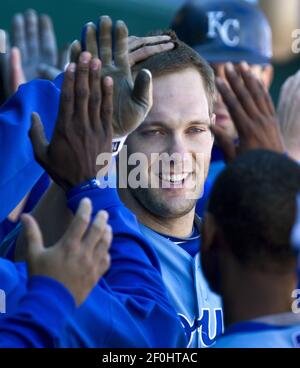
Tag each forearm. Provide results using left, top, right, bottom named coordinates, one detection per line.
left=15, top=183, right=72, bottom=261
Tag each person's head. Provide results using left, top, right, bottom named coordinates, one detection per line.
left=171, top=0, right=273, bottom=140
left=202, top=150, right=300, bottom=301
left=119, top=32, right=216, bottom=222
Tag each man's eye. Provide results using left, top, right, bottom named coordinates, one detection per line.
left=142, top=130, right=164, bottom=136
left=186, top=127, right=207, bottom=134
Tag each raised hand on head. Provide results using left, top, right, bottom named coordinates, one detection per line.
left=212, top=62, right=285, bottom=162
left=70, top=16, right=157, bottom=138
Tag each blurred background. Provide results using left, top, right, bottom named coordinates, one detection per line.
left=0, top=0, right=300, bottom=104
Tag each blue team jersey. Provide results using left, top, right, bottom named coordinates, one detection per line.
left=139, top=220, right=224, bottom=348
left=214, top=313, right=300, bottom=348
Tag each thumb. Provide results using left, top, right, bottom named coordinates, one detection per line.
left=21, top=214, right=44, bottom=261
left=29, top=112, right=49, bottom=165
left=132, top=69, right=153, bottom=116
left=69, top=40, right=82, bottom=63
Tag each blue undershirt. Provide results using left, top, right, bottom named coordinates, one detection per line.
left=158, top=225, right=200, bottom=257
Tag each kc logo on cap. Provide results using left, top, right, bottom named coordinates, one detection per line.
left=207, top=11, right=241, bottom=47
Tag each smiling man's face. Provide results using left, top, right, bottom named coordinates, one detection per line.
left=123, top=67, right=215, bottom=219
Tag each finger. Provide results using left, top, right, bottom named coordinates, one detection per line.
left=101, top=76, right=113, bottom=137
left=83, top=210, right=109, bottom=252
left=210, top=124, right=236, bottom=163
left=263, top=85, right=275, bottom=116
left=128, top=35, right=171, bottom=52
left=89, top=58, right=102, bottom=130
left=94, top=224, right=112, bottom=261
left=69, top=40, right=82, bottom=63
left=224, top=63, right=259, bottom=119
left=98, top=16, right=112, bottom=66
left=37, top=63, right=61, bottom=80
left=12, top=13, right=28, bottom=62
left=74, top=52, right=92, bottom=123
left=216, top=77, right=251, bottom=138
left=10, top=47, right=26, bottom=92
left=239, top=62, right=274, bottom=117
left=21, top=213, right=44, bottom=260
left=114, top=20, right=130, bottom=73
left=29, top=112, right=49, bottom=164
left=132, top=68, right=153, bottom=115
left=57, top=63, right=76, bottom=126
left=61, top=198, right=92, bottom=245
left=25, top=9, right=39, bottom=58
left=58, top=43, right=70, bottom=70
left=39, top=14, right=58, bottom=66
left=82, top=22, right=98, bottom=58
left=129, top=42, right=174, bottom=67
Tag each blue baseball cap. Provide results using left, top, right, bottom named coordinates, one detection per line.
left=171, top=0, right=272, bottom=65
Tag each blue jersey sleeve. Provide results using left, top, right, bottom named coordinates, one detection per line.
left=65, top=186, right=187, bottom=347
left=0, top=269, right=75, bottom=348
left=0, top=79, right=60, bottom=223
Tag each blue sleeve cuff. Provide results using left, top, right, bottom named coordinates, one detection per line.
left=67, top=186, right=122, bottom=215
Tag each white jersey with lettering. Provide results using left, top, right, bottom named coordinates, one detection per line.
left=214, top=313, right=300, bottom=348
left=139, top=219, right=224, bottom=348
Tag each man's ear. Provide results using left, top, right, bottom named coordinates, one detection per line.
left=262, top=65, right=274, bottom=89
left=202, top=212, right=217, bottom=252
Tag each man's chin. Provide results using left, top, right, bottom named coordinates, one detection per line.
left=143, top=193, right=197, bottom=219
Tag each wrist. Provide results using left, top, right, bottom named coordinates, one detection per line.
left=66, top=178, right=101, bottom=200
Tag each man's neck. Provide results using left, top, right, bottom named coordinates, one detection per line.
left=222, top=271, right=296, bottom=328
left=118, top=188, right=195, bottom=238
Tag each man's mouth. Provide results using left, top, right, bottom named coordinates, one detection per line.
left=158, top=173, right=191, bottom=187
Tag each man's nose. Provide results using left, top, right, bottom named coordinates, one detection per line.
left=168, top=134, right=188, bottom=156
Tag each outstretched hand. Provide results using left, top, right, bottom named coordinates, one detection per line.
left=12, top=9, right=59, bottom=81
left=29, top=52, right=113, bottom=191
left=70, top=16, right=154, bottom=137
left=212, top=62, right=285, bottom=162
left=22, top=198, right=112, bottom=306
left=0, top=10, right=67, bottom=103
